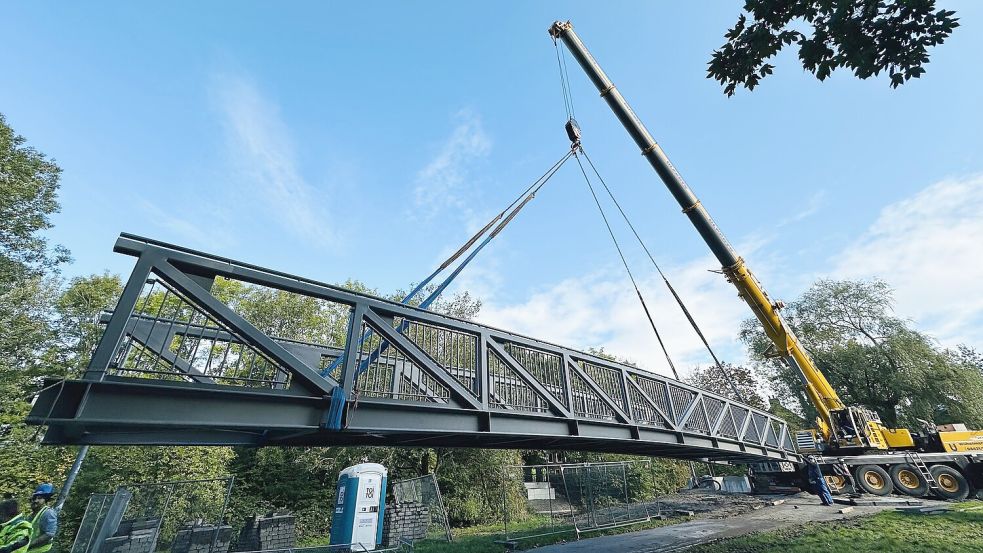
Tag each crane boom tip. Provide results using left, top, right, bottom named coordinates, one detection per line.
left=549, top=20, right=572, bottom=39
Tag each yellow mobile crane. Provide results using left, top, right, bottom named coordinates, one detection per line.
left=549, top=20, right=983, bottom=500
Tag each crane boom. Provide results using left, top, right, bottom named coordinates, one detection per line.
left=547, top=20, right=846, bottom=438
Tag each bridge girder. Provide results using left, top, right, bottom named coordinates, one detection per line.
left=27, top=234, right=799, bottom=464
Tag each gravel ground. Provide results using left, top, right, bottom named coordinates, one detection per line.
left=645, top=489, right=777, bottom=519
left=527, top=491, right=949, bottom=553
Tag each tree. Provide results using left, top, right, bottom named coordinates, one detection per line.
left=708, top=1, right=959, bottom=96
left=213, top=277, right=503, bottom=536
left=0, top=113, right=69, bottom=289
left=53, top=274, right=123, bottom=357
left=0, top=113, right=74, bottom=503
left=685, top=362, right=767, bottom=409
left=741, top=278, right=983, bottom=429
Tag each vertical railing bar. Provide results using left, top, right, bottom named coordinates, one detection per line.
left=479, top=331, right=490, bottom=409
left=131, top=289, right=170, bottom=372
left=154, top=287, right=183, bottom=376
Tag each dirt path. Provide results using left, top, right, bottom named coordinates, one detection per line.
left=527, top=493, right=946, bottom=553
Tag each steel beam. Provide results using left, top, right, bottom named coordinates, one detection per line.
left=26, top=234, right=799, bottom=464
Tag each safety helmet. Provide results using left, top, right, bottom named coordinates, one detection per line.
left=32, top=483, right=55, bottom=498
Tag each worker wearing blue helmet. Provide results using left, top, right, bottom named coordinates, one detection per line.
left=27, top=485, right=57, bottom=553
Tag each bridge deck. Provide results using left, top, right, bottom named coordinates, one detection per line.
left=28, top=234, right=799, bottom=464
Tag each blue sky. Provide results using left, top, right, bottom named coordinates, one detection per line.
left=3, top=2, right=982, bottom=377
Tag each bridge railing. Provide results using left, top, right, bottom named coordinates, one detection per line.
left=32, top=233, right=797, bottom=461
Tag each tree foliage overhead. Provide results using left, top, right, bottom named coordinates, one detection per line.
left=741, top=278, right=983, bottom=429
left=708, top=0, right=959, bottom=95
left=0, top=113, right=69, bottom=288
left=685, top=362, right=766, bottom=409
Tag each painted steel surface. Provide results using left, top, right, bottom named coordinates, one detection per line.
left=27, top=234, right=798, bottom=463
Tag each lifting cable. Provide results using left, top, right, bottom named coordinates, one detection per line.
left=553, top=36, right=683, bottom=380
left=573, top=152, right=680, bottom=380
left=324, top=149, right=575, bottom=430
left=578, top=148, right=748, bottom=402
left=551, top=34, right=746, bottom=401
left=553, top=36, right=576, bottom=121
left=321, top=149, right=573, bottom=378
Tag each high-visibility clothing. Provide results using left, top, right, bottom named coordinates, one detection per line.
left=0, top=514, right=32, bottom=553
left=28, top=507, right=54, bottom=553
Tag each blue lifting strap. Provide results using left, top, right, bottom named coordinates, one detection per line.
left=322, top=150, right=572, bottom=430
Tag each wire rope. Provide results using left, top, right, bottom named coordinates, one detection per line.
left=573, top=152, right=680, bottom=380
left=578, top=149, right=747, bottom=401
left=553, top=40, right=573, bottom=120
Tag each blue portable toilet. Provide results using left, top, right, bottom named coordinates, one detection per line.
left=329, top=463, right=388, bottom=550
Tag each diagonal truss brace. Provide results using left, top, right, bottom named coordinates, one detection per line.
left=150, top=260, right=337, bottom=396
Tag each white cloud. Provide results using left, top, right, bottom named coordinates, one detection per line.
left=213, top=73, right=335, bottom=247
left=478, top=256, right=749, bottom=380
left=137, top=199, right=235, bottom=250
left=778, top=190, right=826, bottom=227
left=413, top=109, right=492, bottom=221
left=473, top=174, right=983, bottom=384
left=832, top=174, right=983, bottom=347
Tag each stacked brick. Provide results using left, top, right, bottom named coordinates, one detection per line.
left=381, top=502, right=430, bottom=545
left=100, top=518, right=160, bottom=553
left=232, top=514, right=296, bottom=552
left=170, top=523, right=233, bottom=553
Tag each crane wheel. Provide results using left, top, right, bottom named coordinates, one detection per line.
left=854, top=465, right=893, bottom=496
left=928, top=465, right=970, bottom=500
left=889, top=464, right=928, bottom=497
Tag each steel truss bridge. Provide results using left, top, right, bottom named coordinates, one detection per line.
left=29, top=235, right=799, bottom=463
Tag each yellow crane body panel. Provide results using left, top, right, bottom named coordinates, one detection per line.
left=939, top=431, right=983, bottom=452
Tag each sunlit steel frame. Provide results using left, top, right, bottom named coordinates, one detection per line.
left=28, top=234, right=798, bottom=463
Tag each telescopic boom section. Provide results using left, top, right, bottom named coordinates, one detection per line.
left=548, top=21, right=844, bottom=435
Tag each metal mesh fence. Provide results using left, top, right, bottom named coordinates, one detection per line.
left=501, top=460, right=662, bottom=544
left=69, top=494, right=114, bottom=553
left=68, top=478, right=234, bottom=553
left=387, top=474, right=451, bottom=545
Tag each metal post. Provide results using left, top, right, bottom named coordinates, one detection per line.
left=500, top=465, right=509, bottom=541
left=208, top=477, right=235, bottom=553
left=55, top=445, right=89, bottom=512
left=90, top=488, right=131, bottom=553
left=622, top=462, right=631, bottom=523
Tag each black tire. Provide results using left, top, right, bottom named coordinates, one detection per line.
left=696, top=477, right=721, bottom=491
left=889, top=464, right=929, bottom=497
left=929, top=465, right=971, bottom=500
left=854, top=464, right=893, bottom=496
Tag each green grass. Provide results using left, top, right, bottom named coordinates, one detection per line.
left=412, top=513, right=677, bottom=553
left=689, top=502, right=983, bottom=553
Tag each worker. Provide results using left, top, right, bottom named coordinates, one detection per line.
left=805, top=456, right=834, bottom=506
left=27, top=485, right=57, bottom=553
left=0, top=499, right=32, bottom=553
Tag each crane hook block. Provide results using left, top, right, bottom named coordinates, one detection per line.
left=565, top=118, right=582, bottom=146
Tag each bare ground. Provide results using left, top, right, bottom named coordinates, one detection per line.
left=527, top=491, right=948, bottom=553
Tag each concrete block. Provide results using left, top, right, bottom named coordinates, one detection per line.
left=722, top=476, right=752, bottom=493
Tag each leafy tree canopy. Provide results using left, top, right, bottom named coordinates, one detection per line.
left=0, top=113, right=69, bottom=288
left=708, top=0, right=959, bottom=95
left=685, top=362, right=767, bottom=409
left=741, top=278, right=983, bottom=429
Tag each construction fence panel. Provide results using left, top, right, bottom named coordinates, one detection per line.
left=501, top=460, right=662, bottom=544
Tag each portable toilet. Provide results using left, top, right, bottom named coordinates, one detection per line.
left=329, top=463, right=387, bottom=550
